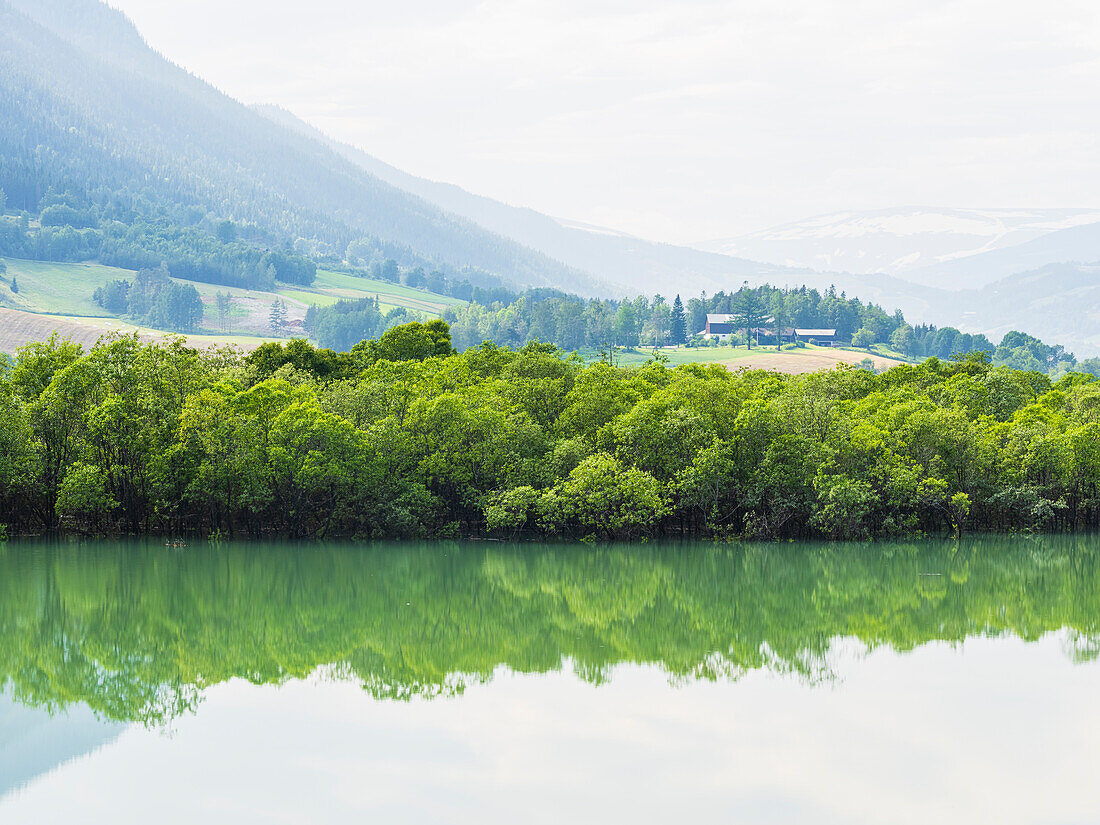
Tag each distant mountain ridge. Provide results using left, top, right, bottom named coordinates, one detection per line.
left=904, top=221, right=1100, bottom=290
left=698, top=207, right=1100, bottom=282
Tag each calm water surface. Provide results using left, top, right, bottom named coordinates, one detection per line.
left=1, top=537, right=1098, bottom=824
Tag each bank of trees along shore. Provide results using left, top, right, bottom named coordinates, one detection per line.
left=5, top=321, right=1100, bottom=540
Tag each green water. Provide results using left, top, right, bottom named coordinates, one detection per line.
left=1, top=537, right=1099, bottom=823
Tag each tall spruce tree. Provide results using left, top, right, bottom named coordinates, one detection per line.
left=670, top=294, right=687, bottom=345
left=269, top=298, right=288, bottom=333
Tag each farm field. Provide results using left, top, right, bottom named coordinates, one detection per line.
left=298, top=269, right=463, bottom=314
left=0, top=257, right=460, bottom=351
left=610, top=343, right=909, bottom=373
left=0, top=306, right=285, bottom=354
left=0, top=258, right=132, bottom=316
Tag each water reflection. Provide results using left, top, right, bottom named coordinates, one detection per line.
left=0, top=537, right=1097, bottom=726
left=0, top=692, right=123, bottom=799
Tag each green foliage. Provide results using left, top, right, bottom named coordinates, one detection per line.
left=4, top=321, right=1100, bottom=539
left=353, top=319, right=455, bottom=364
left=246, top=339, right=358, bottom=383
left=56, top=462, right=117, bottom=531
left=539, top=453, right=666, bottom=538
left=669, top=294, right=687, bottom=345
left=92, top=264, right=204, bottom=331
left=851, top=327, right=875, bottom=348
left=733, top=286, right=768, bottom=349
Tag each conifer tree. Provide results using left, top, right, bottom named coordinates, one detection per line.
left=670, top=294, right=687, bottom=345
left=269, top=298, right=288, bottom=333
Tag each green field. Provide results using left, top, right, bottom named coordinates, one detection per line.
left=0, top=257, right=463, bottom=352
left=307, top=269, right=463, bottom=312
left=277, top=289, right=342, bottom=308
left=0, top=258, right=133, bottom=316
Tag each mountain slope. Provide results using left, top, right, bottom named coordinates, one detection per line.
left=697, top=207, right=1100, bottom=281
left=929, top=262, right=1100, bottom=355
left=254, top=105, right=820, bottom=297
left=904, top=221, right=1100, bottom=291
left=0, top=0, right=603, bottom=295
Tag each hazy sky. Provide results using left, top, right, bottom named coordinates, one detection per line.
left=107, top=0, right=1100, bottom=243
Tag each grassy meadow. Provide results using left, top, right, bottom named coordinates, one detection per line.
left=0, top=257, right=460, bottom=352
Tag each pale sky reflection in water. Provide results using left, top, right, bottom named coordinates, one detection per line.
left=2, top=633, right=1098, bottom=825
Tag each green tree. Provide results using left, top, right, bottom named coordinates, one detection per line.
left=538, top=453, right=666, bottom=538
left=269, top=299, right=288, bottom=333
left=215, top=220, right=237, bottom=244
left=669, top=294, right=687, bottom=345
left=889, top=324, right=916, bottom=357
left=354, top=320, right=455, bottom=364
left=769, top=294, right=788, bottom=348
left=613, top=303, right=639, bottom=348
left=151, top=283, right=204, bottom=332
left=851, top=327, right=875, bottom=349
left=733, top=286, right=767, bottom=349
left=215, top=292, right=234, bottom=333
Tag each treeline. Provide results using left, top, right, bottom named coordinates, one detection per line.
left=0, top=189, right=318, bottom=290
left=4, top=323, right=1100, bottom=541
left=92, top=264, right=204, bottom=332
left=300, top=282, right=1075, bottom=376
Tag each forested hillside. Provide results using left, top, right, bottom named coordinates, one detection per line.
left=0, top=0, right=601, bottom=296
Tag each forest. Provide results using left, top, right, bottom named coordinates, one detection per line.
left=3, top=321, right=1100, bottom=541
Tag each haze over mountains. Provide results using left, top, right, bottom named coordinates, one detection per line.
left=698, top=208, right=1100, bottom=281
left=3, top=0, right=1100, bottom=352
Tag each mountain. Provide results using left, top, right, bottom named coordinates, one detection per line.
left=697, top=207, right=1100, bottom=282
left=253, top=105, right=819, bottom=298
left=0, top=0, right=950, bottom=312
left=930, top=262, right=1100, bottom=356
left=0, top=0, right=605, bottom=295
left=903, top=221, right=1100, bottom=291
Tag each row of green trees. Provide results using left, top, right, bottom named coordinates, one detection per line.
left=0, top=190, right=320, bottom=290
left=4, top=322, right=1100, bottom=540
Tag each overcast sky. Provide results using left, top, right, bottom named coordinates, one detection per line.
left=108, top=0, right=1100, bottom=243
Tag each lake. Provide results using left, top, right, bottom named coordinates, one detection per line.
left=1, top=537, right=1098, bottom=824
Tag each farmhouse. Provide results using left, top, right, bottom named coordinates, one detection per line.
left=794, top=328, right=837, bottom=346
left=701, top=314, right=736, bottom=338
left=700, top=314, right=790, bottom=344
